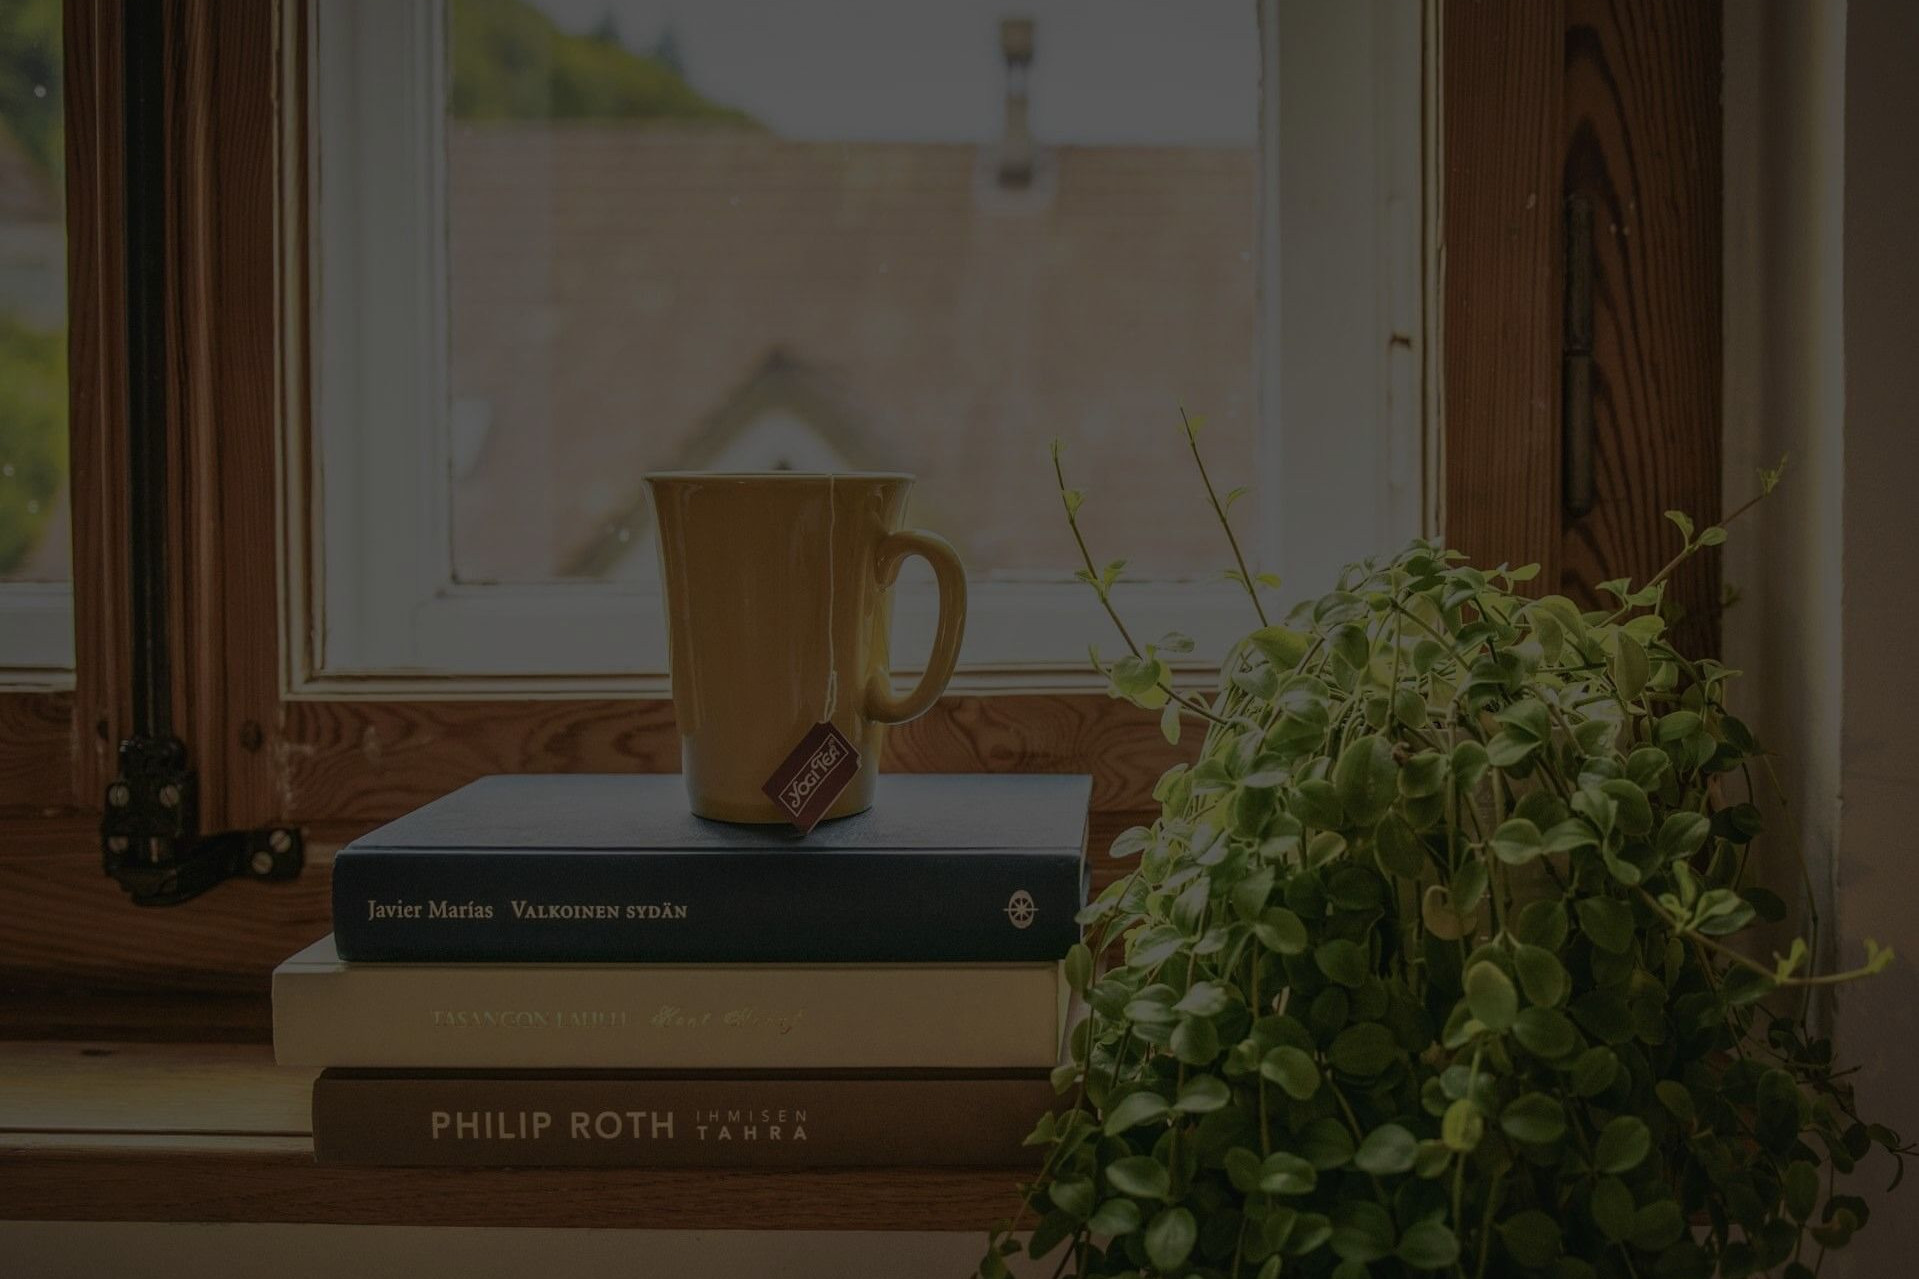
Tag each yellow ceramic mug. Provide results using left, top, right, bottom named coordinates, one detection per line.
left=645, top=472, right=967, bottom=824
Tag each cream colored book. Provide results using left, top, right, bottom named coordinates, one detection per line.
left=272, top=936, right=1069, bottom=1069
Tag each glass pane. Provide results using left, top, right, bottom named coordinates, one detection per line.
left=445, top=0, right=1258, bottom=588
left=0, top=0, right=68, bottom=584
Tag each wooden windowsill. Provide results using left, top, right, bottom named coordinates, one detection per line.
left=0, top=1041, right=1031, bottom=1231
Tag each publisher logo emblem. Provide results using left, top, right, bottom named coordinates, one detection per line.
left=1004, top=890, right=1038, bottom=929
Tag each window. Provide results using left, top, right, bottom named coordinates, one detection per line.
left=301, top=0, right=1426, bottom=690
left=0, top=0, right=72, bottom=677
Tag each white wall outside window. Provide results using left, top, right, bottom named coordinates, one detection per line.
left=295, top=0, right=1430, bottom=695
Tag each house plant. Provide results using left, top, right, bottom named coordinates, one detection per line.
left=981, top=426, right=1905, bottom=1278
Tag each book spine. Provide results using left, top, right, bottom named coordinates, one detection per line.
left=312, top=1071, right=1056, bottom=1167
left=273, top=960, right=1066, bottom=1069
left=331, top=847, right=1083, bottom=963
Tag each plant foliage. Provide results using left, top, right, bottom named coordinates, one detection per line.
left=983, top=430, right=1904, bottom=1279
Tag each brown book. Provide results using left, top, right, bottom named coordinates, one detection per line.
left=311, top=1067, right=1058, bottom=1167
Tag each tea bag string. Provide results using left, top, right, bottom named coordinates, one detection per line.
left=822, top=474, right=839, bottom=722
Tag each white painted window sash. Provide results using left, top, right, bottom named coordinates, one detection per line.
left=298, top=0, right=1429, bottom=696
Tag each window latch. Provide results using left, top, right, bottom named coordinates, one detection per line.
left=100, top=0, right=303, bottom=907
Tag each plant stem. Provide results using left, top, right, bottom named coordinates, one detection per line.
left=1181, top=407, right=1269, bottom=627
left=1054, top=444, right=1233, bottom=727
left=1597, top=485, right=1773, bottom=628
left=1635, top=886, right=1880, bottom=988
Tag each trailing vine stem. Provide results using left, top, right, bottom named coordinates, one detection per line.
left=1051, top=441, right=1232, bottom=728
left=1180, top=407, right=1270, bottom=628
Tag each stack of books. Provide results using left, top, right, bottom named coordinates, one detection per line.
left=272, top=773, right=1090, bottom=1167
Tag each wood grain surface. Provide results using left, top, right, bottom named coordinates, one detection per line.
left=1561, top=0, right=1722, bottom=653
left=277, top=694, right=1182, bottom=824
left=1440, top=0, right=1566, bottom=587
left=0, top=693, right=77, bottom=815
left=54, top=0, right=127, bottom=810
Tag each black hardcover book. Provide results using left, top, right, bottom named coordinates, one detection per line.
left=331, top=773, right=1090, bottom=963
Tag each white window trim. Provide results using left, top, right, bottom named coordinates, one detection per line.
left=292, top=0, right=1432, bottom=698
left=0, top=582, right=76, bottom=688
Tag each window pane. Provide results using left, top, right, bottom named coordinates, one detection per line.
left=0, top=0, right=67, bottom=585
left=444, top=0, right=1260, bottom=588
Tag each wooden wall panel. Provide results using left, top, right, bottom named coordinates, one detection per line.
left=1562, top=0, right=1722, bottom=651
left=0, top=693, right=77, bottom=815
left=1441, top=0, right=1566, bottom=584
left=274, top=694, right=1182, bottom=824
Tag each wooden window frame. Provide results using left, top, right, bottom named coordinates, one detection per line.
left=0, top=0, right=1721, bottom=1001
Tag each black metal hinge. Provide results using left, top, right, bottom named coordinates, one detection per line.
left=101, top=0, right=303, bottom=907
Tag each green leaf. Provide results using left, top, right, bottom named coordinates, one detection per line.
left=1048, top=1176, right=1095, bottom=1220
left=1354, top=1123, right=1418, bottom=1175
left=1103, top=1089, right=1171, bottom=1135
left=1175, top=1073, right=1231, bottom=1115
left=1316, top=938, right=1370, bottom=989
left=1629, top=1199, right=1685, bottom=1251
left=1465, top=961, right=1518, bottom=1031
left=1399, top=751, right=1449, bottom=799
left=1160, top=699, right=1182, bottom=746
left=1577, top=896, right=1637, bottom=954
left=1260, top=1045, right=1322, bottom=1101
left=1105, top=1155, right=1172, bottom=1200
left=1298, top=1116, right=1357, bottom=1168
left=1664, top=509, right=1695, bottom=541
left=1785, top=1160, right=1820, bottom=1221
left=1654, top=1080, right=1694, bottom=1125
left=1171, top=1015, right=1221, bottom=1066
left=1594, top=1115, right=1652, bottom=1173
left=1656, top=810, right=1711, bottom=859
left=1087, top=1197, right=1142, bottom=1237
left=1513, top=1006, right=1579, bottom=1059
left=1329, top=1022, right=1399, bottom=1077
left=1396, top=1220, right=1460, bottom=1270
left=1145, top=1205, right=1198, bottom=1271
left=1452, top=739, right=1491, bottom=791
left=1590, top=1176, right=1636, bottom=1241
left=1656, top=710, right=1703, bottom=742
left=1333, top=734, right=1399, bottom=825
left=1499, top=1210, right=1562, bottom=1267
left=1612, top=632, right=1650, bottom=701
left=1500, top=1092, right=1567, bottom=1144
left=1514, top=944, right=1569, bottom=1007
left=1486, top=731, right=1540, bottom=769
left=1441, top=1097, right=1484, bottom=1152
left=1248, top=625, right=1311, bottom=670
left=1332, top=622, right=1372, bottom=671
left=1255, top=907, right=1310, bottom=955
left=1063, top=943, right=1093, bottom=995
left=1490, top=817, right=1545, bottom=866
left=1258, top=1152, right=1319, bottom=1195
left=1174, top=981, right=1233, bottom=1017
left=1569, top=1046, right=1620, bottom=1097
left=1233, top=866, right=1276, bottom=920
left=1291, top=779, right=1345, bottom=830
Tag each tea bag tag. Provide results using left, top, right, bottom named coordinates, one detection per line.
left=762, top=721, right=861, bottom=834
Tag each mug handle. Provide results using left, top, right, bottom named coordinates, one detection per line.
left=866, top=529, right=968, bottom=725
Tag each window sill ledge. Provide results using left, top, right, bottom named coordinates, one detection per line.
left=0, top=1041, right=1030, bottom=1230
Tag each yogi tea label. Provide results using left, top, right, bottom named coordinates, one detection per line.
left=762, top=722, right=860, bottom=833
